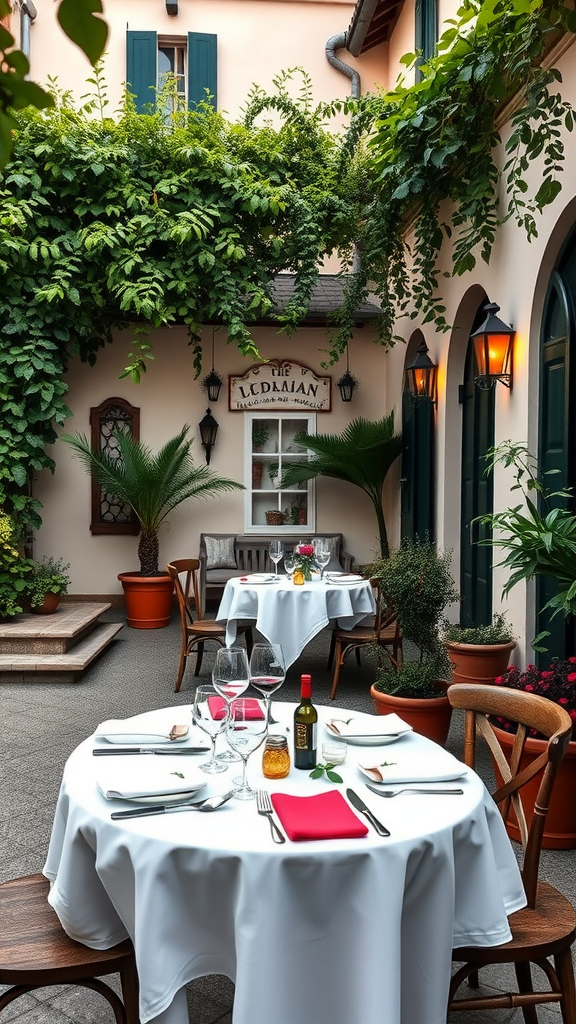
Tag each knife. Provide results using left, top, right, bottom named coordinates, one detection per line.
left=93, top=746, right=209, bottom=756
left=346, top=788, right=390, bottom=837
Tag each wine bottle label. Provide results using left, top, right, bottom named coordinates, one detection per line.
left=295, top=722, right=317, bottom=750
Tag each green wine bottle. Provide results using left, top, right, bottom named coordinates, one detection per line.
left=293, top=673, right=317, bottom=769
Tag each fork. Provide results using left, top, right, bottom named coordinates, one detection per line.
left=256, top=790, right=286, bottom=843
left=366, top=784, right=464, bottom=798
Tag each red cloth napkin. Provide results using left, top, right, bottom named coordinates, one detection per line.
left=271, top=790, right=369, bottom=841
left=207, top=696, right=265, bottom=720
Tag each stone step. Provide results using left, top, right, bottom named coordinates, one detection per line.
left=0, top=602, right=113, bottom=655
left=0, top=622, right=123, bottom=684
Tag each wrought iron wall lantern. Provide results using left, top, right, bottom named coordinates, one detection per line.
left=405, top=340, right=438, bottom=404
left=201, top=329, right=223, bottom=402
left=199, top=408, right=219, bottom=464
left=336, top=347, right=359, bottom=402
left=471, top=302, right=514, bottom=391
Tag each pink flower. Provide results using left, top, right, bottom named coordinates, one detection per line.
left=541, top=671, right=553, bottom=678
left=298, top=544, right=314, bottom=556
left=568, top=673, right=576, bottom=683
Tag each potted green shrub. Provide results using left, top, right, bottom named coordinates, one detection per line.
left=365, top=537, right=459, bottom=745
left=251, top=423, right=270, bottom=488
left=443, top=613, right=517, bottom=686
left=27, top=556, right=71, bottom=614
left=63, top=426, right=244, bottom=628
left=0, top=509, right=32, bottom=621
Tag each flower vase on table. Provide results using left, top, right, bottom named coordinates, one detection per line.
left=292, top=544, right=318, bottom=584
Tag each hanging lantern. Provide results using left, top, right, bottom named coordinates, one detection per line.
left=201, top=329, right=223, bottom=402
left=405, top=340, right=438, bottom=403
left=471, top=303, right=514, bottom=390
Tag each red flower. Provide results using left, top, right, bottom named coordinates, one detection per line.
left=298, top=544, right=314, bottom=556
left=496, top=659, right=576, bottom=739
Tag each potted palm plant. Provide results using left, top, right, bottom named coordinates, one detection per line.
left=63, top=426, right=244, bottom=628
left=365, top=537, right=459, bottom=745
left=443, top=614, right=517, bottom=686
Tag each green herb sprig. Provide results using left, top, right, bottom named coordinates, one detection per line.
left=309, top=762, right=343, bottom=784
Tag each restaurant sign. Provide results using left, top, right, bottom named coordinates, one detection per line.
left=229, top=361, right=331, bottom=411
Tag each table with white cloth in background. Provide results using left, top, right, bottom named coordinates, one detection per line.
left=216, top=575, right=377, bottom=667
left=43, top=702, right=526, bottom=1024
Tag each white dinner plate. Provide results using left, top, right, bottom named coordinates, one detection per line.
left=357, top=751, right=468, bottom=785
left=96, top=761, right=206, bottom=803
left=325, top=713, right=412, bottom=745
left=94, top=710, right=190, bottom=745
left=239, top=573, right=279, bottom=585
left=325, top=574, right=364, bottom=585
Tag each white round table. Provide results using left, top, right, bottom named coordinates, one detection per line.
left=216, top=575, right=377, bottom=667
left=43, top=702, right=525, bottom=1024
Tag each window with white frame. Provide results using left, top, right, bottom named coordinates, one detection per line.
left=245, top=412, right=316, bottom=533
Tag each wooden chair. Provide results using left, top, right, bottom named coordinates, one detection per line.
left=0, top=873, right=139, bottom=1022
left=447, top=682, right=576, bottom=1023
left=327, top=580, right=402, bottom=700
left=168, top=559, right=253, bottom=692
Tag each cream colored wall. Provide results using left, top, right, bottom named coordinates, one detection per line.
left=33, top=326, right=391, bottom=595
left=25, top=0, right=385, bottom=118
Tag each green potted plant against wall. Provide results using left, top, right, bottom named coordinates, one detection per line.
left=27, top=556, right=71, bottom=614
left=63, top=426, right=244, bottom=628
left=443, top=614, right=517, bottom=686
left=366, top=538, right=459, bottom=745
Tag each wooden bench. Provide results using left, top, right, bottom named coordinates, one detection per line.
left=198, top=533, right=354, bottom=610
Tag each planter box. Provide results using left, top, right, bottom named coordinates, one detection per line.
left=445, top=641, right=516, bottom=686
left=492, top=724, right=576, bottom=850
left=370, top=683, right=452, bottom=747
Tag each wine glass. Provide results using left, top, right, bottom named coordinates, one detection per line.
left=226, top=697, right=268, bottom=799
left=212, top=646, right=250, bottom=763
left=283, top=550, right=296, bottom=579
left=192, top=684, right=228, bottom=774
left=269, top=540, right=283, bottom=579
left=315, top=540, right=331, bottom=581
left=249, top=642, right=286, bottom=724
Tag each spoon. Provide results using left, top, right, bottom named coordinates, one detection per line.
left=365, top=783, right=464, bottom=798
left=111, top=790, right=236, bottom=820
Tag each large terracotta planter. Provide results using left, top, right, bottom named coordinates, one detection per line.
left=370, top=683, right=452, bottom=747
left=491, top=724, right=576, bottom=850
left=445, top=641, right=516, bottom=686
left=117, top=572, right=174, bottom=629
left=30, top=592, right=61, bottom=614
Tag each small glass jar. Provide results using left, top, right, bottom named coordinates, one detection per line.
left=262, top=734, right=291, bottom=779
left=293, top=569, right=305, bottom=586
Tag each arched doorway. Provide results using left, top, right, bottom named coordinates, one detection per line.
left=538, top=231, right=576, bottom=658
left=459, top=306, right=495, bottom=627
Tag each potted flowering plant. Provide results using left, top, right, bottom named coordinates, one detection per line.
left=27, top=556, right=71, bottom=614
left=490, top=660, right=576, bottom=849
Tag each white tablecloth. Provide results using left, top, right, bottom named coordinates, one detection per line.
left=216, top=576, right=377, bottom=667
left=43, top=703, right=526, bottom=1024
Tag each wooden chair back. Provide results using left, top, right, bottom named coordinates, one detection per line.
left=167, top=559, right=203, bottom=631
left=448, top=682, right=572, bottom=907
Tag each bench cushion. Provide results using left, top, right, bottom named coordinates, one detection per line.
left=205, top=535, right=237, bottom=569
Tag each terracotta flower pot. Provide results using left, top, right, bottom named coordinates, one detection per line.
left=370, top=683, right=452, bottom=747
left=491, top=724, right=576, bottom=850
left=444, top=641, right=516, bottom=686
left=30, top=592, right=61, bottom=615
left=117, top=572, right=174, bottom=629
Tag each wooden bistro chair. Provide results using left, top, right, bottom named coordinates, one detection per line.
left=447, top=682, right=576, bottom=1023
left=168, top=559, right=253, bottom=692
left=327, top=580, right=402, bottom=700
left=0, top=873, right=139, bottom=1022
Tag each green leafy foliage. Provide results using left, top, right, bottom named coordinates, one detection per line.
left=309, top=763, right=343, bottom=783
left=280, top=415, right=402, bottom=558
left=443, top=613, right=516, bottom=645
left=27, top=556, right=71, bottom=608
left=0, top=508, right=32, bottom=620
left=62, top=425, right=244, bottom=575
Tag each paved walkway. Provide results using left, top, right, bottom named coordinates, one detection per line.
left=1, top=605, right=573, bottom=1023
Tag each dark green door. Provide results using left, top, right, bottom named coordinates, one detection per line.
left=460, top=336, right=495, bottom=627
left=400, top=389, right=435, bottom=541
left=537, top=268, right=575, bottom=659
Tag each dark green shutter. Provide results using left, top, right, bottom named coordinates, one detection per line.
left=188, top=33, right=217, bottom=109
left=126, top=31, right=157, bottom=113
left=415, top=0, right=437, bottom=83
left=537, top=272, right=572, bottom=661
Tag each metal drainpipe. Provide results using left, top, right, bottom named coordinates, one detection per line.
left=325, top=33, right=361, bottom=271
left=20, top=0, right=37, bottom=64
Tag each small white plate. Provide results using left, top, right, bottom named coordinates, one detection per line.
left=325, top=574, right=364, bottom=585
left=96, top=762, right=206, bottom=803
left=94, top=711, right=190, bottom=745
left=357, top=754, right=467, bottom=785
left=239, top=574, right=279, bottom=585
left=325, top=713, right=412, bottom=745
